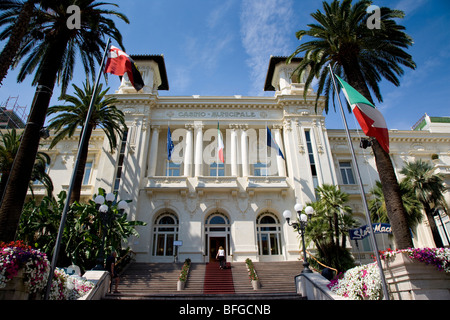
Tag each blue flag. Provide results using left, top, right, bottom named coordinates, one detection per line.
left=167, top=126, right=174, bottom=160
left=266, top=126, right=285, bottom=160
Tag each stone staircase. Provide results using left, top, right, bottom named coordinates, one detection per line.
left=253, top=261, right=303, bottom=293
left=103, top=261, right=304, bottom=300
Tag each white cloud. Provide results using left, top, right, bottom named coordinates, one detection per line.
left=394, top=0, right=429, bottom=17
left=240, top=0, right=295, bottom=95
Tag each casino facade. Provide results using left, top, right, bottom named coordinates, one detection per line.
left=32, top=55, right=450, bottom=264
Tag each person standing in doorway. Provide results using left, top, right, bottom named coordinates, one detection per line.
left=216, top=246, right=226, bottom=269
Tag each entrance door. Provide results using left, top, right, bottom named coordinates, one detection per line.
left=209, top=237, right=226, bottom=262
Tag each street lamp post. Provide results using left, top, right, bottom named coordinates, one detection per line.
left=92, top=192, right=129, bottom=270
left=283, top=203, right=315, bottom=273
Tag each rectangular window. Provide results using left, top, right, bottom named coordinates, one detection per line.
left=339, top=161, right=356, bottom=184
left=113, top=130, right=128, bottom=193
left=167, top=162, right=181, bottom=176
left=82, top=162, right=93, bottom=185
left=260, top=234, right=269, bottom=255
left=304, top=130, right=319, bottom=190
left=253, top=162, right=268, bottom=176
left=270, top=233, right=279, bottom=255
left=210, top=162, right=224, bottom=176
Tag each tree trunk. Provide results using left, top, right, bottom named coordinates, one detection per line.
left=70, top=125, right=93, bottom=204
left=0, top=172, right=10, bottom=205
left=342, top=61, right=414, bottom=249
left=0, top=0, right=35, bottom=87
left=371, top=139, right=414, bottom=248
left=0, top=35, right=68, bottom=242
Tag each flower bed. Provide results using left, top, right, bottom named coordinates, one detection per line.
left=380, top=247, right=450, bottom=273
left=327, top=262, right=382, bottom=300
left=0, top=241, right=50, bottom=294
left=327, top=248, right=450, bottom=300
left=49, top=268, right=95, bottom=300
left=1, top=241, right=94, bottom=300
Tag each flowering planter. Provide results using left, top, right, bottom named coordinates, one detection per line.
left=382, top=252, right=450, bottom=300
left=0, top=269, right=29, bottom=300
left=245, top=260, right=260, bottom=290
left=251, top=279, right=261, bottom=290
left=177, top=280, right=186, bottom=291
left=177, top=261, right=190, bottom=291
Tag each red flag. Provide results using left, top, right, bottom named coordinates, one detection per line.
left=105, top=46, right=145, bottom=91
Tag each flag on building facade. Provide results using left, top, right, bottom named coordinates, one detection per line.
left=266, top=126, right=285, bottom=160
left=167, top=126, right=174, bottom=161
left=217, top=122, right=224, bottom=163
left=105, top=45, right=145, bottom=91
left=334, top=74, right=390, bottom=153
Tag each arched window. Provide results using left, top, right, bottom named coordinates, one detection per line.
left=205, top=212, right=230, bottom=232
left=152, top=213, right=179, bottom=256
left=257, top=212, right=281, bottom=256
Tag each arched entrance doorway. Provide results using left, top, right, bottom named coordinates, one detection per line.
left=204, top=212, right=231, bottom=262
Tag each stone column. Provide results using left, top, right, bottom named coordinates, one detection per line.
left=229, top=124, right=238, bottom=177
left=147, top=125, right=160, bottom=176
left=240, top=125, right=249, bottom=177
left=273, top=125, right=286, bottom=177
left=184, top=124, right=193, bottom=177
left=194, top=122, right=203, bottom=177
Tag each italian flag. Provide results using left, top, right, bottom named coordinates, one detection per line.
left=217, top=122, right=224, bottom=163
left=334, top=75, right=390, bottom=153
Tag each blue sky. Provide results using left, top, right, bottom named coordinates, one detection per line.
left=1, top=0, right=449, bottom=131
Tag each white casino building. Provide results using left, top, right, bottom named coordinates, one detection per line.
left=33, top=55, right=450, bottom=265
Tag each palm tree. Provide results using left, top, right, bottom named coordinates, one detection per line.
left=0, top=0, right=36, bottom=86
left=29, top=151, right=53, bottom=197
left=315, top=184, right=354, bottom=246
left=0, top=1, right=128, bottom=241
left=47, top=81, right=126, bottom=203
left=288, top=0, right=416, bottom=249
left=369, top=180, right=422, bottom=236
left=305, top=184, right=357, bottom=271
left=0, top=129, right=53, bottom=201
left=400, top=159, right=447, bottom=248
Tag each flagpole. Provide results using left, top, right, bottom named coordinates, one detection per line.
left=44, top=37, right=111, bottom=300
left=328, top=64, right=390, bottom=300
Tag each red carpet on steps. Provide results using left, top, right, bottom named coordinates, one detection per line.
left=203, top=262, right=235, bottom=294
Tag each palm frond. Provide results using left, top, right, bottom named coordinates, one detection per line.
left=289, top=0, right=416, bottom=113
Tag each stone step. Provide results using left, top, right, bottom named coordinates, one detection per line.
left=103, top=261, right=304, bottom=300
left=253, top=261, right=303, bottom=293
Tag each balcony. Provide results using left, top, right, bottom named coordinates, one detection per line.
left=247, top=176, right=290, bottom=192
left=146, top=176, right=188, bottom=193
left=196, top=176, right=239, bottom=191
left=145, top=175, right=291, bottom=195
